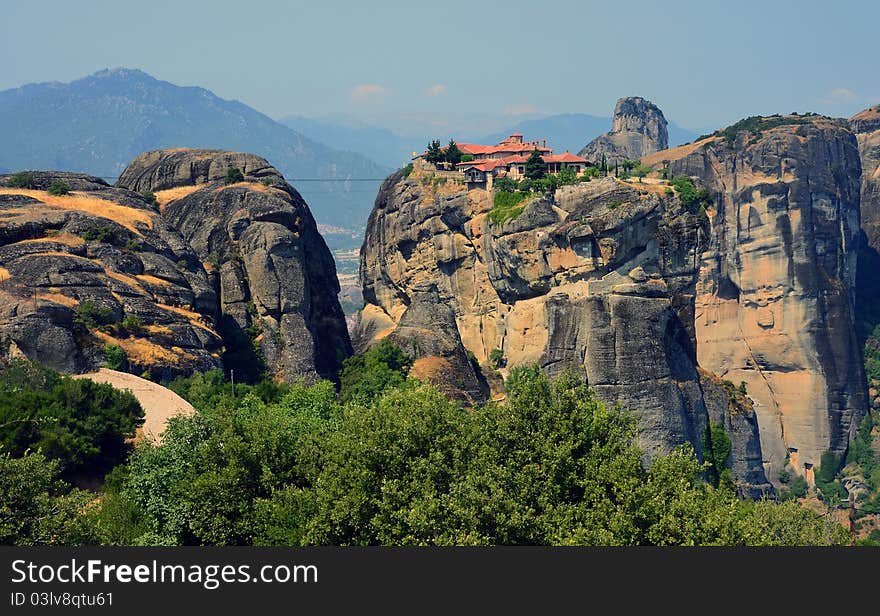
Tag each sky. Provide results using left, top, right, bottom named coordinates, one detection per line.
left=1, top=0, right=877, bottom=135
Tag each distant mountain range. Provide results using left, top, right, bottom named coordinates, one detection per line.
left=0, top=68, right=698, bottom=232
left=0, top=68, right=391, bottom=228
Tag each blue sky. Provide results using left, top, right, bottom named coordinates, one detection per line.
left=1, top=0, right=876, bottom=134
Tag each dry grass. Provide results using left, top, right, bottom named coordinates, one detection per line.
left=17, top=250, right=93, bottom=262
left=104, top=270, right=147, bottom=294
left=136, top=274, right=173, bottom=288
left=156, top=303, right=217, bottom=334
left=16, top=232, right=85, bottom=248
left=0, top=267, right=10, bottom=281
left=144, top=324, right=174, bottom=336
left=217, top=181, right=273, bottom=193
left=36, top=292, right=79, bottom=307
left=94, top=330, right=192, bottom=367
left=641, top=137, right=719, bottom=166
left=0, top=189, right=154, bottom=234
left=154, top=185, right=203, bottom=212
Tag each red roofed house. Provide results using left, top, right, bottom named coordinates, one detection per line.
left=417, top=133, right=590, bottom=190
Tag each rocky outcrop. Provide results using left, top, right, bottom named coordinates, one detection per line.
left=0, top=171, right=222, bottom=379
left=355, top=159, right=769, bottom=491
left=643, top=115, right=868, bottom=483
left=117, top=149, right=352, bottom=383
left=699, top=370, right=771, bottom=497
left=579, top=97, right=668, bottom=164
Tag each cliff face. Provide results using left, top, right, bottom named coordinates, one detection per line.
left=355, top=159, right=770, bottom=493
left=644, top=115, right=867, bottom=481
left=851, top=106, right=880, bottom=413
left=0, top=172, right=222, bottom=379
left=579, top=97, right=668, bottom=164
left=117, top=149, right=352, bottom=383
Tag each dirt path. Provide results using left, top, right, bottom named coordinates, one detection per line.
left=72, top=368, right=194, bottom=443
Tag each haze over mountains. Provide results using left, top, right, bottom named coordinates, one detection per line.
left=0, top=68, right=391, bottom=229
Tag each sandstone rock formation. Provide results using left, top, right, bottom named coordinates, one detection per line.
left=0, top=171, right=223, bottom=379
left=643, top=115, right=867, bottom=482
left=850, top=105, right=880, bottom=412
left=354, top=159, right=770, bottom=493
left=117, top=149, right=352, bottom=382
left=579, top=97, right=668, bottom=164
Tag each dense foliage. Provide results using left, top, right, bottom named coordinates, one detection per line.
left=86, top=366, right=846, bottom=546
left=0, top=360, right=144, bottom=477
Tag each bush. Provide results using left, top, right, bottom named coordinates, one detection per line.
left=791, top=475, right=808, bottom=498
left=225, top=168, right=245, bottom=184
left=401, top=163, right=414, bottom=178
left=0, top=449, right=95, bottom=545
left=493, top=176, right=518, bottom=192
left=103, top=344, right=128, bottom=371
left=0, top=360, right=143, bottom=477
left=141, top=190, right=158, bottom=206
left=339, top=339, right=412, bottom=404
left=670, top=177, right=712, bottom=212
left=47, top=180, right=71, bottom=196
left=7, top=171, right=34, bottom=189
left=119, top=315, right=143, bottom=337
left=82, top=225, right=115, bottom=244
left=74, top=300, right=116, bottom=331
left=489, top=348, right=505, bottom=369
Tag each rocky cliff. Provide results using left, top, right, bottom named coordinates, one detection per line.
left=117, top=149, right=352, bottom=383
left=579, top=97, right=668, bottom=164
left=0, top=150, right=351, bottom=384
left=850, top=106, right=880, bottom=413
left=0, top=171, right=222, bottom=379
left=354, top=159, right=770, bottom=494
left=643, top=114, right=867, bottom=483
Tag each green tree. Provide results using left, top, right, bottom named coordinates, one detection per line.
left=225, top=168, right=245, bottom=184
left=0, top=360, right=143, bottom=476
left=0, top=448, right=94, bottom=545
left=48, top=180, right=71, bottom=196
left=524, top=149, right=546, bottom=180
left=557, top=164, right=578, bottom=186
left=493, top=176, right=518, bottom=192
left=7, top=171, right=35, bottom=189
left=425, top=140, right=444, bottom=164
left=338, top=339, right=413, bottom=404
left=444, top=140, right=464, bottom=165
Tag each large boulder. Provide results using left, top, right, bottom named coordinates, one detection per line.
left=117, top=149, right=351, bottom=383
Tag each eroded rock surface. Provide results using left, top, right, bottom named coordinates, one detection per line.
left=579, top=97, right=669, bottom=164
left=644, top=115, right=867, bottom=481
left=0, top=171, right=222, bottom=379
left=355, top=160, right=768, bottom=491
left=118, top=149, right=351, bottom=382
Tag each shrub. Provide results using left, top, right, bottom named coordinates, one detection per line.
left=119, top=315, right=143, bottom=337
left=489, top=348, right=505, bottom=369
left=670, top=177, right=712, bottom=212
left=790, top=475, right=808, bottom=498
left=339, top=339, right=413, bottom=404
left=82, top=225, right=115, bottom=244
left=460, top=154, right=474, bottom=163
left=225, top=168, right=245, bottom=184
left=124, top=239, right=141, bottom=252
left=7, top=171, right=34, bottom=189
left=103, top=344, right=128, bottom=371
left=141, top=190, right=158, bottom=206
left=47, top=180, right=71, bottom=196
left=401, top=163, right=414, bottom=178
left=74, top=300, right=116, bottom=331
left=0, top=359, right=143, bottom=476
left=493, top=176, right=518, bottom=192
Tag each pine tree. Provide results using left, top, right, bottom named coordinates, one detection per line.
left=524, top=149, right=546, bottom=180
left=425, top=140, right=444, bottom=164
left=445, top=140, right=463, bottom=165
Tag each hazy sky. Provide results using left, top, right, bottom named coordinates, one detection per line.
left=1, top=0, right=877, bottom=133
